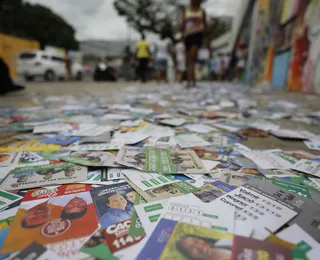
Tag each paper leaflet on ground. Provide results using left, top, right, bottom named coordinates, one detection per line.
left=79, top=132, right=111, bottom=144
left=137, top=219, right=292, bottom=260
left=71, top=125, right=113, bottom=137
left=159, top=118, right=186, bottom=126
left=40, top=132, right=81, bottom=146
left=304, top=140, right=320, bottom=151
left=115, top=147, right=206, bottom=174
left=0, top=190, right=22, bottom=210
left=173, top=134, right=211, bottom=148
left=125, top=179, right=199, bottom=202
left=183, top=124, right=218, bottom=133
left=66, top=143, right=122, bottom=151
left=238, top=149, right=296, bottom=169
left=211, top=183, right=300, bottom=240
left=291, top=159, right=320, bottom=177
left=33, top=123, right=73, bottom=134
left=0, top=184, right=99, bottom=254
left=0, top=163, right=88, bottom=191
left=247, top=178, right=320, bottom=242
left=276, top=224, right=320, bottom=260
left=9, top=242, right=59, bottom=260
left=121, top=169, right=178, bottom=191
left=61, top=151, right=113, bottom=167
left=106, top=168, right=126, bottom=181
left=111, top=131, right=150, bottom=145
left=0, top=153, right=19, bottom=167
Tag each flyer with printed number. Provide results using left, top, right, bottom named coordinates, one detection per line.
left=116, top=147, right=206, bottom=174
left=0, top=163, right=88, bottom=191
left=90, top=182, right=136, bottom=229
left=1, top=184, right=99, bottom=254
left=122, top=169, right=178, bottom=191
left=213, top=184, right=300, bottom=239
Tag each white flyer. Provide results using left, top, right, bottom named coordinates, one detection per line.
left=111, top=132, right=150, bottom=145
left=71, top=125, right=113, bottom=137
left=291, top=159, right=320, bottom=177
left=120, top=119, right=144, bottom=127
left=67, top=143, right=122, bottom=151
left=33, top=123, right=73, bottom=134
left=159, top=118, right=186, bottom=126
left=271, top=129, right=307, bottom=139
left=101, top=113, right=133, bottom=121
left=183, top=124, right=218, bottom=133
left=238, top=150, right=293, bottom=169
left=162, top=194, right=235, bottom=233
left=212, top=184, right=300, bottom=240
left=201, top=159, right=220, bottom=171
left=135, top=200, right=168, bottom=235
left=122, top=169, right=178, bottom=191
left=304, top=141, right=320, bottom=151
left=139, top=124, right=175, bottom=138
left=174, top=134, right=211, bottom=148
left=276, top=224, right=320, bottom=260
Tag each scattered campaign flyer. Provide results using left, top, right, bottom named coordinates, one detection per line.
left=238, top=149, right=294, bottom=169
left=79, top=132, right=111, bottom=144
left=137, top=219, right=236, bottom=260
left=247, top=178, right=320, bottom=242
left=135, top=199, right=167, bottom=236
left=291, top=159, right=320, bottom=177
left=0, top=153, right=19, bottom=167
left=1, top=184, right=99, bottom=254
left=16, top=151, right=46, bottom=165
left=90, top=182, right=136, bottom=229
left=159, top=118, right=186, bottom=127
left=71, top=125, right=113, bottom=137
left=183, top=124, right=218, bottom=133
left=0, top=140, right=61, bottom=152
left=61, top=151, right=112, bottom=166
left=129, top=194, right=147, bottom=237
left=67, top=143, right=122, bottom=151
left=192, top=180, right=235, bottom=203
left=304, top=140, right=320, bottom=151
left=219, top=169, right=253, bottom=187
left=121, top=169, right=178, bottom=191
left=40, top=133, right=81, bottom=146
left=0, top=190, right=22, bottom=210
left=111, top=132, right=150, bottom=145
left=126, top=179, right=199, bottom=202
left=191, top=147, right=228, bottom=161
left=0, top=163, right=88, bottom=190
left=174, top=134, right=211, bottom=148
left=163, top=194, right=235, bottom=233
left=10, top=242, right=59, bottom=260
left=276, top=224, right=320, bottom=260
left=116, top=147, right=206, bottom=174
left=33, top=123, right=73, bottom=134
left=213, top=184, right=300, bottom=240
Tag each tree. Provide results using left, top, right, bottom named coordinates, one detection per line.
left=114, top=0, right=183, bottom=41
left=0, top=0, right=78, bottom=50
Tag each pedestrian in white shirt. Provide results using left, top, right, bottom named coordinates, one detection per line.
left=175, top=37, right=186, bottom=83
left=156, top=32, right=173, bottom=83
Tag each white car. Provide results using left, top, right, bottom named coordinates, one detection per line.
left=17, top=51, right=84, bottom=81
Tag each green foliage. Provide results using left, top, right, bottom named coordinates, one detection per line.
left=0, top=0, right=78, bottom=50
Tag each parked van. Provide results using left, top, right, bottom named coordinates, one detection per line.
left=17, top=51, right=84, bottom=81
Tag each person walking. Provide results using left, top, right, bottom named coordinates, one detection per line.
left=178, top=0, right=211, bottom=88
left=136, top=34, right=150, bottom=83
left=155, top=32, right=173, bottom=83
left=175, top=36, right=186, bottom=83
left=65, top=50, right=72, bottom=81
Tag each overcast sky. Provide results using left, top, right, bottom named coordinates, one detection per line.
left=25, top=0, right=240, bottom=41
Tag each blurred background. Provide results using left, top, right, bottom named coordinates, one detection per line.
left=0, top=0, right=319, bottom=94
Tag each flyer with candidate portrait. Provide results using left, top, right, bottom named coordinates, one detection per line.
left=0, top=163, right=88, bottom=190
left=219, top=169, right=253, bottom=187
left=137, top=219, right=293, bottom=260
left=90, top=182, right=136, bottom=229
left=0, top=152, right=19, bottom=167
left=125, top=179, right=199, bottom=202
left=116, top=147, right=206, bottom=174
left=61, top=151, right=112, bottom=167
left=0, top=184, right=99, bottom=254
